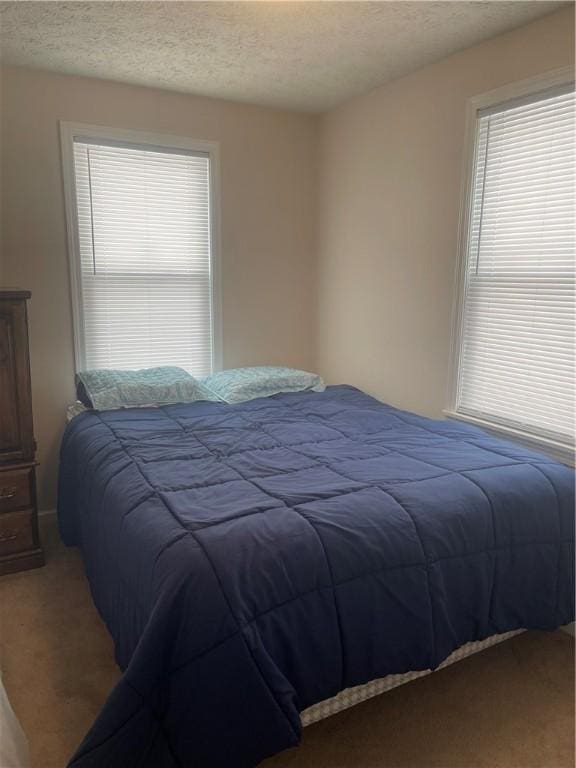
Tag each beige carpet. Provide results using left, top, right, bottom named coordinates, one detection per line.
left=0, top=515, right=573, bottom=768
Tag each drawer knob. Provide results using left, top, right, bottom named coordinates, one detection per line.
left=0, top=487, right=16, bottom=500
left=0, top=531, right=18, bottom=543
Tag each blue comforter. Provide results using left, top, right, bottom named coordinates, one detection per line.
left=58, top=386, right=574, bottom=767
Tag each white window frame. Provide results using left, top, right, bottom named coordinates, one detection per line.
left=446, top=67, right=575, bottom=463
left=60, top=121, right=223, bottom=374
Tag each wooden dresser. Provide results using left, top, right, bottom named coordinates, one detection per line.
left=0, top=289, right=44, bottom=575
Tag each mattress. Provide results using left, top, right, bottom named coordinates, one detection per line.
left=66, top=401, right=87, bottom=421
left=57, top=385, right=575, bottom=767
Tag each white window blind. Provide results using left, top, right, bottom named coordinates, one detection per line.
left=72, top=138, right=214, bottom=375
left=455, top=83, right=575, bottom=447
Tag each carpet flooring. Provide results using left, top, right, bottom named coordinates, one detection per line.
left=0, top=515, right=573, bottom=768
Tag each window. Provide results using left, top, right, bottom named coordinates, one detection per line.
left=61, top=124, right=220, bottom=376
left=449, top=76, right=575, bottom=455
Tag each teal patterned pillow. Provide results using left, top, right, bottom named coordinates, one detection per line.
left=202, top=366, right=325, bottom=404
left=76, top=366, right=221, bottom=411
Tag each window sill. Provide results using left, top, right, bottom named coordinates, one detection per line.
left=443, top=409, right=575, bottom=467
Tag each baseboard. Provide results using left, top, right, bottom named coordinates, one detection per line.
left=38, top=508, right=57, bottom=518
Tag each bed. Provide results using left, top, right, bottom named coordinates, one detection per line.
left=58, top=385, right=575, bottom=767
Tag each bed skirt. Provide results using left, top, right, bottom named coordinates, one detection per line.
left=302, top=629, right=524, bottom=726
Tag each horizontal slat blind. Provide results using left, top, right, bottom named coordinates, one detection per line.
left=73, top=139, right=213, bottom=375
left=456, top=85, right=575, bottom=445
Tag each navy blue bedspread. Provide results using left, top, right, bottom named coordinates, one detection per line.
left=58, top=385, right=575, bottom=767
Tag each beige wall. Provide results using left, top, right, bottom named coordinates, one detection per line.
left=0, top=67, right=318, bottom=508
left=317, top=8, right=575, bottom=417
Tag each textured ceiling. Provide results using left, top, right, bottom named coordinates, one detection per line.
left=0, top=1, right=569, bottom=112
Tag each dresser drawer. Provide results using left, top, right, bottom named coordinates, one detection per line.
left=0, top=509, right=34, bottom=556
left=0, top=466, right=34, bottom=513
